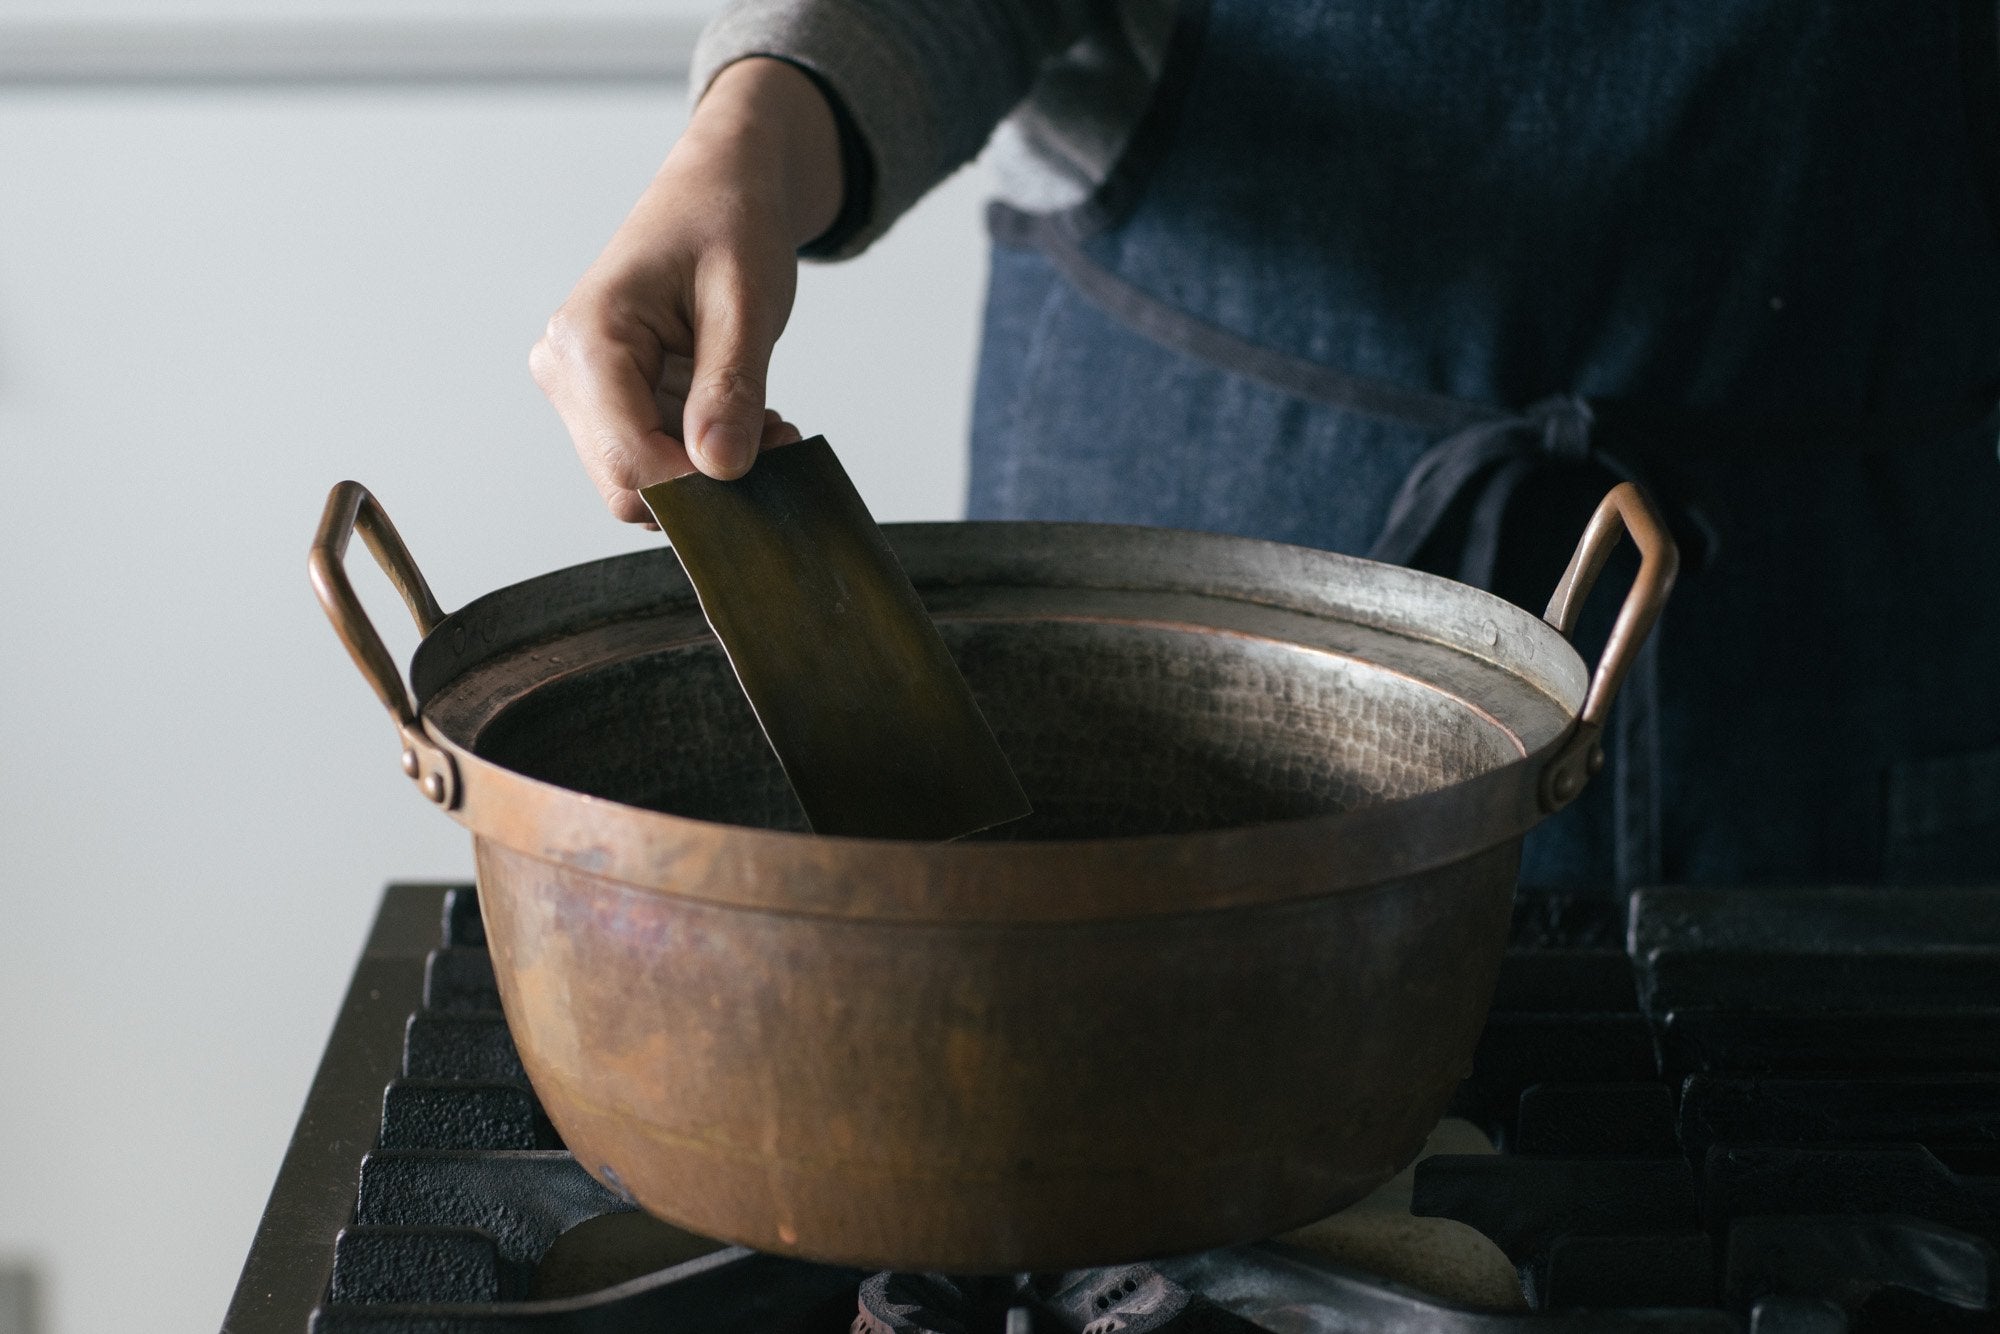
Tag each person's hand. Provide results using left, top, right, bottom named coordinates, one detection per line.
left=531, top=57, right=843, bottom=522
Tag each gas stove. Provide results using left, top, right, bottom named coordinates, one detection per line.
left=221, top=882, right=2000, bottom=1332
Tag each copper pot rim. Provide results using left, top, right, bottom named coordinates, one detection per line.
left=312, top=505, right=1673, bottom=921
left=409, top=518, right=1648, bottom=921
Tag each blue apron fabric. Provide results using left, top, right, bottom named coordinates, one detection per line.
left=967, top=0, right=2000, bottom=888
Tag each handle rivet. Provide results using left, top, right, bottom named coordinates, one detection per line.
left=400, top=747, right=420, bottom=778
left=1588, top=746, right=1606, bottom=776
left=421, top=771, right=446, bottom=803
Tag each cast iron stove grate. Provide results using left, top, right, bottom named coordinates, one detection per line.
left=222, top=883, right=2000, bottom=1333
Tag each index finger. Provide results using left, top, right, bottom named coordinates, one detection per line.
left=534, top=319, right=697, bottom=519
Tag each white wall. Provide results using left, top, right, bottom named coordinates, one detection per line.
left=0, top=1, right=713, bottom=16
left=0, top=68, right=991, bottom=1334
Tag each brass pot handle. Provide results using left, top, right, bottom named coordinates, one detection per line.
left=308, top=481, right=459, bottom=808
left=1536, top=481, right=1679, bottom=812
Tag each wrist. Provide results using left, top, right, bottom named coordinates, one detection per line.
left=680, top=56, right=843, bottom=249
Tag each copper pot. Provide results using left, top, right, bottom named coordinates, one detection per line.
left=309, top=481, right=1675, bottom=1272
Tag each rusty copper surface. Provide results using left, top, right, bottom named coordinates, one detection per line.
left=310, top=482, right=1677, bottom=1271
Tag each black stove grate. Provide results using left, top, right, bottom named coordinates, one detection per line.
left=223, top=883, right=2000, bottom=1334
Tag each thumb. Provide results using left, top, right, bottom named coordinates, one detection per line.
left=683, top=271, right=779, bottom=480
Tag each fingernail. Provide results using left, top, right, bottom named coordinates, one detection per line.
left=696, top=425, right=753, bottom=477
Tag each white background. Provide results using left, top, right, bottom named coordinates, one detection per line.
left=0, top=10, right=993, bottom=1329
left=0, top=1, right=717, bottom=18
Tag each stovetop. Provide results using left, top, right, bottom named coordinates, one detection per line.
left=221, top=882, right=2000, bottom=1333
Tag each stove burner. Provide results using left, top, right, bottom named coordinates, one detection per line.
left=853, top=1266, right=1191, bottom=1333
left=1032, top=1267, right=1194, bottom=1333
left=853, top=1274, right=1022, bottom=1333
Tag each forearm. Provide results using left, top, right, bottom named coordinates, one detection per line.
left=693, top=0, right=1104, bottom=255
left=678, top=56, right=844, bottom=251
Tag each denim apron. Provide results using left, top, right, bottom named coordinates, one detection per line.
left=968, top=0, right=2000, bottom=889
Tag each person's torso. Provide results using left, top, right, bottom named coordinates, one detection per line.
left=1075, top=0, right=2000, bottom=418
left=969, top=0, right=2000, bottom=887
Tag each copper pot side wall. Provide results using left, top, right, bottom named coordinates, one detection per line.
left=475, top=838, right=1518, bottom=1272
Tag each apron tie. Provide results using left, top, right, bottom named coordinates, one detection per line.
left=1367, top=394, right=1634, bottom=586
left=1366, top=393, right=1663, bottom=888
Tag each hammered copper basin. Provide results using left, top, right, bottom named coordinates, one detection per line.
left=310, top=484, right=1675, bottom=1273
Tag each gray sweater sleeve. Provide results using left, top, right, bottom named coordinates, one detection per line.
left=690, top=0, right=1118, bottom=256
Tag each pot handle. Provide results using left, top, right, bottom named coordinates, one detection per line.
left=1535, top=481, right=1679, bottom=812
left=308, top=481, right=459, bottom=808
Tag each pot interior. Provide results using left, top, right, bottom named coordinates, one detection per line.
left=470, top=617, right=1529, bottom=840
